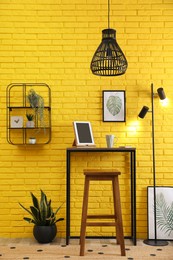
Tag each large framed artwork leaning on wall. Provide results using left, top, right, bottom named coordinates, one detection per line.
left=147, top=186, right=173, bottom=240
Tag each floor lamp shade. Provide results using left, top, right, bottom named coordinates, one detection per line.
left=157, top=88, right=166, bottom=100
left=90, top=29, right=128, bottom=76
left=138, top=106, right=149, bottom=119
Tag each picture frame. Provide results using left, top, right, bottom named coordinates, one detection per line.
left=147, top=186, right=173, bottom=240
left=102, top=90, right=126, bottom=122
left=73, top=121, right=95, bottom=147
left=11, top=116, right=23, bottom=128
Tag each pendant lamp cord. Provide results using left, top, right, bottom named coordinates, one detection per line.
left=108, top=0, right=110, bottom=28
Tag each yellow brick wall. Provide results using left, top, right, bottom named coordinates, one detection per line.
left=0, top=0, right=173, bottom=239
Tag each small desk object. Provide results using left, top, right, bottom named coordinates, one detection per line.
left=66, top=147, right=136, bottom=245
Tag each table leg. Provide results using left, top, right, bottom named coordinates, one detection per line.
left=66, top=150, right=70, bottom=245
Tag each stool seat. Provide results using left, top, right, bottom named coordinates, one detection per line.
left=84, top=169, right=121, bottom=174
left=80, top=169, right=125, bottom=256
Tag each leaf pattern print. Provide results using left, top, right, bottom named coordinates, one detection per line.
left=106, top=95, right=122, bottom=116
left=156, top=192, right=173, bottom=236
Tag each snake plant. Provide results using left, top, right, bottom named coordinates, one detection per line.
left=19, top=190, right=64, bottom=226
left=26, top=113, right=34, bottom=121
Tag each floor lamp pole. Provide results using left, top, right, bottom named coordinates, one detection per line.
left=143, top=84, right=168, bottom=246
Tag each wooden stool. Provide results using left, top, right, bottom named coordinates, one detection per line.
left=80, top=169, right=125, bottom=256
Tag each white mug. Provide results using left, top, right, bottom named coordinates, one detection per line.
left=106, top=135, right=118, bottom=148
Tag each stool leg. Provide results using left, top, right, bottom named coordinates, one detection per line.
left=112, top=176, right=126, bottom=256
left=112, top=179, right=119, bottom=245
left=80, top=176, right=90, bottom=256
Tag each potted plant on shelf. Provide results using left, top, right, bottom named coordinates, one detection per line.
left=26, top=89, right=44, bottom=127
left=19, top=190, right=64, bottom=243
left=26, top=113, right=34, bottom=128
left=28, top=137, right=36, bottom=144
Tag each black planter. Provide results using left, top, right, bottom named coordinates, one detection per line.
left=33, top=225, right=57, bottom=243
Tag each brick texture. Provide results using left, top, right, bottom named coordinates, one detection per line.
left=0, top=0, right=173, bottom=239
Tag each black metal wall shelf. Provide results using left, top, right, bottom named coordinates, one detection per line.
left=6, top=83, right=51, bottom=145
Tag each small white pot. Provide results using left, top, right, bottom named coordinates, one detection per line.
left=29, top=138, right=36, bottom=144
left=26, top=121, right=35, bottom=128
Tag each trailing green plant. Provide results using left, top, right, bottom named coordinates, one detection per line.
left=26, top=113, right=34, bottom=121
left=19, top=190, right=64, bottom=226
left=27, top=89, right=44, bottom=125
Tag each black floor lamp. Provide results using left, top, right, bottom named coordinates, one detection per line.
left=138, top=83, right=168, bottom=246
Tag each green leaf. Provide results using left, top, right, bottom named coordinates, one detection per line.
left=31, top=192, right=39, bottom=210
left=40, top=190, right=49, bottom=224
left=30, top=206, right=41, bottom=225
left=54, top=203, right=64, bottom=216
left=55, top=218, right=64, bottom=223
left=23, top=217, right=35, bottom=224
left=19, top=202, right=33, bottom=217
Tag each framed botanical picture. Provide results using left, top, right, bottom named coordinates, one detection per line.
left=103, top=90, right=126, bottom=122
left=11, top=116, right=23, bottom=128
left=147, top=186, right=173, bottom=240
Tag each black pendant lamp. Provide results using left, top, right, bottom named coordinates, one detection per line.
left=90, top=0, right=128, bottom=76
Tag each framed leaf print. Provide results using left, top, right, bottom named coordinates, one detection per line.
left=103, top=90, right=126, bottom=122
left=147, top=186, right=173, bottom=240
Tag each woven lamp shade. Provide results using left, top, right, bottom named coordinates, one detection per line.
left=90, top=29, right=128, bottom=76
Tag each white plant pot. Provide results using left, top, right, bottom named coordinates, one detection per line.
left=26, top=121, right=35, bottom=128
left=29, top=138, right=36, bottom=144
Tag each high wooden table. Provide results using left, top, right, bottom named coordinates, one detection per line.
left=66, top=147, right=136, bottom=245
